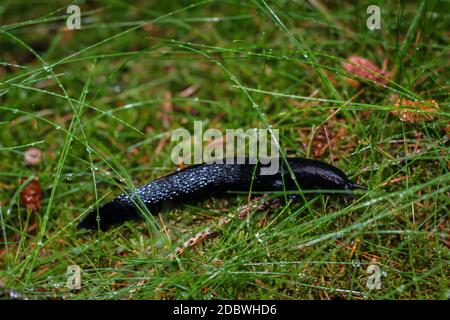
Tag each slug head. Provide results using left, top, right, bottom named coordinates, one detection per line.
left=289, top=159, right=366, bottom=192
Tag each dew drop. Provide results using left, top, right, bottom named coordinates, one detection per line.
left=351, top=260, right=361, bottom=268
left=43, top=64, right=52, bottom=72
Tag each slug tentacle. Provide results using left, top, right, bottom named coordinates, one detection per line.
left=78, top=158, right=364, bottom=231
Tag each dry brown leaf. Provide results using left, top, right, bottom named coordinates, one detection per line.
left=391, top=98, right=438, bottom=123
left=255, top=278, right=268, bottom=288
left=157, top=91, right=173, bottom=129
left=142, top=23, right=161, bottom=36
left=59, top=26, right=74, bottom=44
left=311, top=127, right=329, bottom=158
left=311, top=123, right=348, bottom=159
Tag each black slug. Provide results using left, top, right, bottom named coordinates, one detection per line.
left=78, top=158, right=365, bottom=231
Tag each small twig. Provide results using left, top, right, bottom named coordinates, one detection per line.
left=168, top=196, right=282, bottom=259
left=323, top=126, right=334, bottom=165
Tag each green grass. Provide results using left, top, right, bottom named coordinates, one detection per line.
left=0, top=0, right=449, bottom=299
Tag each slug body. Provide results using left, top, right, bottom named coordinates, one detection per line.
left=78, top=158, right=364, bottom=230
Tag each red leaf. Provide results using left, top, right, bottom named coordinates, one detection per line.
left=342, top=55, right=391, bottom=86
left=20, top=177, right=42, bottom=210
